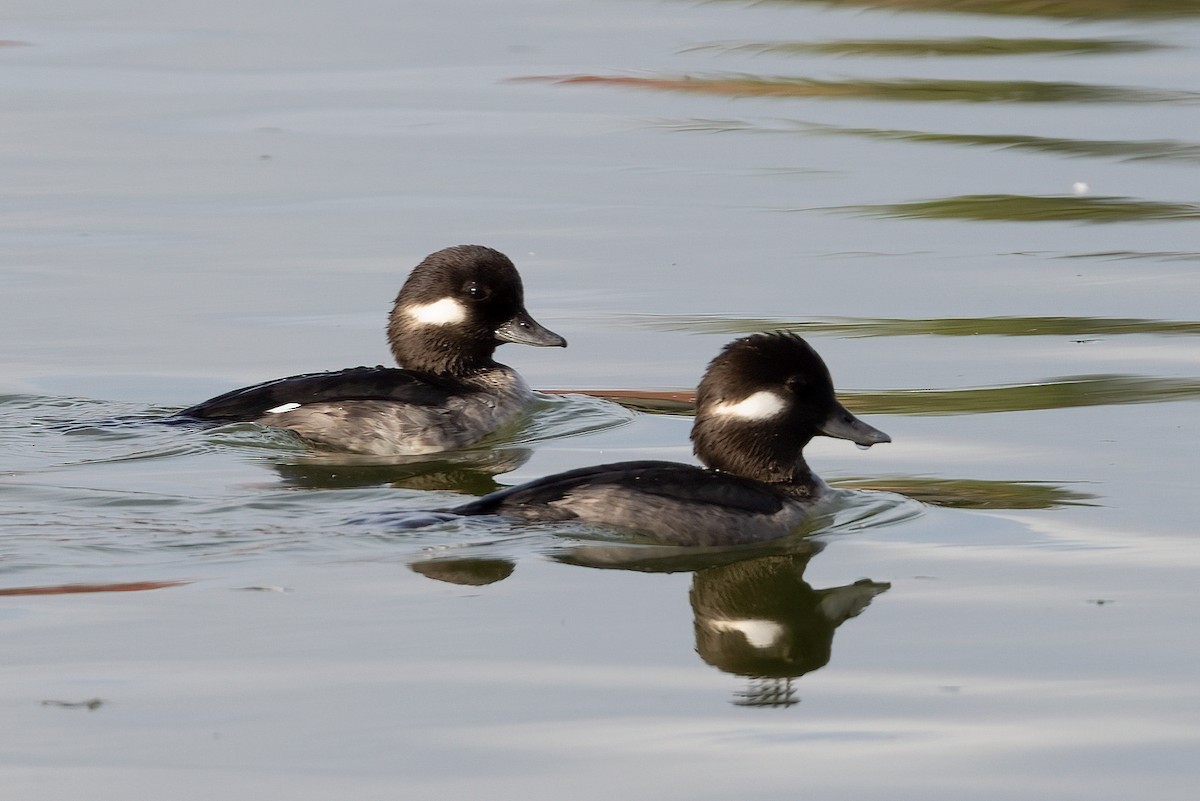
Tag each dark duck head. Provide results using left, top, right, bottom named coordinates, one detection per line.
left=690, top=332, right=889, bottom=488
left=386, top=245, right=566, bottom=376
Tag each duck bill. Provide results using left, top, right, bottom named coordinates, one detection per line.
left=818, top=402, right=891, bottom=447
left=494, top=309, right=567, bottom=348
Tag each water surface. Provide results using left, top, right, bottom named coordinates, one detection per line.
left=2, top=0, right=1199, bottom=798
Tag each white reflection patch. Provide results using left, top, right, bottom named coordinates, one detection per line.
left=710, top=391, right=787, bottom=421
left=407, top=297, right=466, bottom=325
left=711, top=618, right=785, bottom=649
left=266, top=402, right=302, bottom=414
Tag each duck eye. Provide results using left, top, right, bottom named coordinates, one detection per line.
left=463, top=281, right=490, bottom=301
left=785, top=375, right=808, bottom=392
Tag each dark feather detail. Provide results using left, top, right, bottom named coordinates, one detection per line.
left=177, top=366, right=466, bottom=421
left=454, top=460, right=787, bottom=517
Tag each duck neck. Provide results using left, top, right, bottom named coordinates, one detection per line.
left=755, top=458, right=819, bottom=495
left=692, top=422, right=820, bottom=491
left=386, top=320, right=498, bottom=376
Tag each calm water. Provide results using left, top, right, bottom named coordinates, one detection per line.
left=3, top=0, right=1200, bottom=798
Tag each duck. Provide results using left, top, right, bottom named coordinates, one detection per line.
left=177, top=245, right=566, bottom=455
left=450, top=332, right=889, bottom=545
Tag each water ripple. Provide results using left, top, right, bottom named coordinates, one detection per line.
left=623, top=312, right=1200, bottom=338
left=840, top=195, right=1200, bottom=223
left=656, top=119, right=1200, bottom=165
left=684, top=37, right=1166, bottom=58
left=522, top=74, right=1200, bottom=104
left=561, top=374, right=1200, bottom=416
left=831, top=476, right=1096, bottom=509
left=736, top=0, right=1200, bottom=21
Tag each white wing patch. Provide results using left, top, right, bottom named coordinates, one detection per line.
left=265, top=402, right=302, bottom=414
left=710, top=391, right=787, bottom=421
left=407, top=297, right=467, bottom=325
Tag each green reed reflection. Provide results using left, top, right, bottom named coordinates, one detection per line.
left=850, top=375, right=1200, bottom=415
left=832, top=476, right=1096, bottom=509
left=527, top=75, right=1200, bottom=104
left=564, top=374, right=1200, bottom=416
left=845, top=195, right=1200, bottom=222
left=686, top=37, right=1163, bottom=58
left=627, top=313, right=1200, bottom=338
left=738, top=0, right=1200, bottom=20
left=820, top=125, right=1200, bottom=163
left=661, top=119, right=1200, bottom=165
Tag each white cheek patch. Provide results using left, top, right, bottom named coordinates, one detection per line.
left=710, top=391, right=787, bottom=421
left=266, top=402, right=302, bottom=414
left=407, top=297, right=467, bottom=325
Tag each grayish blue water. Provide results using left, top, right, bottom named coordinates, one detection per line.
left=3, top=1, right=1199, bottom=798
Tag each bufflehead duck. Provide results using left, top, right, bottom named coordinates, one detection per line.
left=451, top=332, right=889, bottom=545
left=178, top=245, right=566, bottom=455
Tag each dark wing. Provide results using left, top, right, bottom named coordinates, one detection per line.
left=453, top=461, right=786, bottom=517
left=177, top=366, right=465, bottom=421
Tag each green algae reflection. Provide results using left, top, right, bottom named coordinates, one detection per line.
left=809, top=124, right=1200, bottom=164
left=848, top=375, right=1200, bottom=415
left=735, top=0, right=1200, bottom=20
left=686, top=37, right=1165, bottom=58
left=627, top=313, right=1200, bottom=339
left=831, top=476, right=1096, bottom=509
left=843, top=195, right=1200, bottom=223
left=565, top=374, right=1200, bottom=417
left=526, top=75, right=1200, bottom=105
left=660, top=119, right=1200, bottom=166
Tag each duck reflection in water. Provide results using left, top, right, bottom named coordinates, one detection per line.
left=408, top=540, right=888, bottom=707
left=409, top=557, right=516, bottom=586
left=689, top=549, right=888, bottom=708
left=270, top=447, right=531, bottom=492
